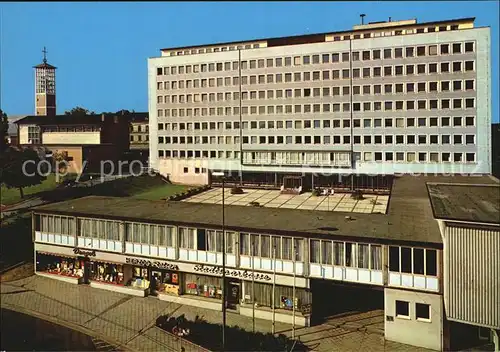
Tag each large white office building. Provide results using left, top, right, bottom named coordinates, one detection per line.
left=148, top=16, right=491, bottom=186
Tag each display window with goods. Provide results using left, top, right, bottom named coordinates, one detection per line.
left=127, top=266, right=150, bottom=289
left=36, top=253, right=84, bottom=279
left=90, top=262, right=124, bottom=285
left=184, top=273, right=222, bottom=299
left=151, top=269, right=180, bottom=296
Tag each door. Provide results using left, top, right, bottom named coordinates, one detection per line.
left=83, top=258, right=91, bottom=284
left=227, top=281, right=240, bottom=309
left=150, top=270, right=162, bottom=296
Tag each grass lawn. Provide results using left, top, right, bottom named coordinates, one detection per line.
left=1, top=174, right=59, bottom=206
left=131, top=183, right=193, bottom=200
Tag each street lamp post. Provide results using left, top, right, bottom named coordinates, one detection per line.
left=212, top=172, right=226, bottom=352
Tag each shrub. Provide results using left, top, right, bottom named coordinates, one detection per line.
left=230, top=187, right=244, bottom=195
left=351, top=189, right=364, bottom=200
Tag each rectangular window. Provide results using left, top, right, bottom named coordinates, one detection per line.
left=416, top=303, right=431, bottom=321
left=396, top=300, right=410, bottom=318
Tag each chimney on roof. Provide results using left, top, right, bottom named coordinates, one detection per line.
left=101, top=113, right=105, bottom=122
left=389, top=17, right=392, bottom=22
left=360, top=14, right=366, bottom=25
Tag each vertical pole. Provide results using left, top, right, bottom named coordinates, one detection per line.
left=221, top=177, right=226, bottom=352
left=349, top=38, right=354, bottom=191
left=492, top=328, right=499, bottom=352
left=272, top=244, right=276, bottom=334
left=238, top=49, right=243, bottom=186
left=292, top=243, right=296, bottom=339
left=252, top=237, right=255, bottom=333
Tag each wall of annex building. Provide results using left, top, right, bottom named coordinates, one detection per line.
left=443, top=222, right=500, bottom=330
left=385, top=287, right=444, bottom=351
left=148, top=27, right=491, bottom=177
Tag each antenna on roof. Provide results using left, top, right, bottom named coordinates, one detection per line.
left=360, top=14, right=366, bottom=25
left=389, top=16, right=392, bottom=22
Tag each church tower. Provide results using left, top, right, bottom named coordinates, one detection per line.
left=34, top=47, right=57, bottom=116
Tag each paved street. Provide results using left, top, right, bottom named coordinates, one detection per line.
left=0, top=274, right=435, bottom=352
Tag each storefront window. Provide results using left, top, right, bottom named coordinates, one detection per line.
left=90, top=262, right=124, bottom=285
left=151, top=269, right=180, bottom=295
left=127, top=266, right=150, bottom=289
left=246, top=281, right=311, bottom=311
left=184, top=273, right=222, bottom=299
left=36, top=253, right=84, bottom=278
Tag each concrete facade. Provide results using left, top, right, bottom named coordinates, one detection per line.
left=148, top=18, right=492, bottom=184
left=385, top=288, right=444, bottom=351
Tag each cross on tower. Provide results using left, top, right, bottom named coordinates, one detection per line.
left=42, top=47, right=47, bottom=64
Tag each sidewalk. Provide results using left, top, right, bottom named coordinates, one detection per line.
left=0, top=275, right=433, bottom=352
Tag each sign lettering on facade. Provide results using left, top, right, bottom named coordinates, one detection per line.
left=193, top=264, right=272, bottom=282
left=125, top=257, right=179, bottom=271
left=73, top=248, right=96, bottom=257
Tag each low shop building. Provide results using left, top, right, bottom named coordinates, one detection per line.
left=31, top=175, right=499, bottom=351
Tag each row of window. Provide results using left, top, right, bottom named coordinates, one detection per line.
left=159, top=133, right=475, bottom=146
left=243, top=151, right=476, bottom=164
left=396, top=301, right=431, bottom=321
left=158, top=98, right=476, bottom=118
left=243, top=151, right=350, bottom=166
left=42, top=126, right=101, bottom=133
left=158, top=149, right=476, bottom=164
left=157, top=60, right=475, bottom=90
left=159, top=79, right=475, bottom=104
left=310, top=241, right=437, bottom=275
left=130, top=135, right=149, bottom=142
left=130, top=124, right=149, bottom=133
left=157, top=116, right=476, bottom=132
left=164, top=24, right=467, bottom=58
left=157, top=41, right=475, bottom=76
left=164, top=42, right=262, bottom=57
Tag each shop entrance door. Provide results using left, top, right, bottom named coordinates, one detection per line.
left=82, top=258, right=91, bottom=285
left=227, top=280, right=240, bottom=310
left=150, top=270, right=162, bottom=296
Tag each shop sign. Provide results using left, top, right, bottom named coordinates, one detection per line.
left=193, top=264, right=272, bottom=282
left=125, top=257, right=178, bottom=271
left=73, top=248, right=96, bottom=257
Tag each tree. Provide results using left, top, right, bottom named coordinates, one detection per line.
left=64, top=107, right=95, bottom=116
left=116, top=109, right=131, bottom=115
left=1, top=148, right=47, bottom=199
left=52, top=150, right=71, bottom=176
left=0, top=109, right=9, bottom=153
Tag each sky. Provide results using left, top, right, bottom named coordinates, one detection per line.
left=0, top=1, right=499, bottom=122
